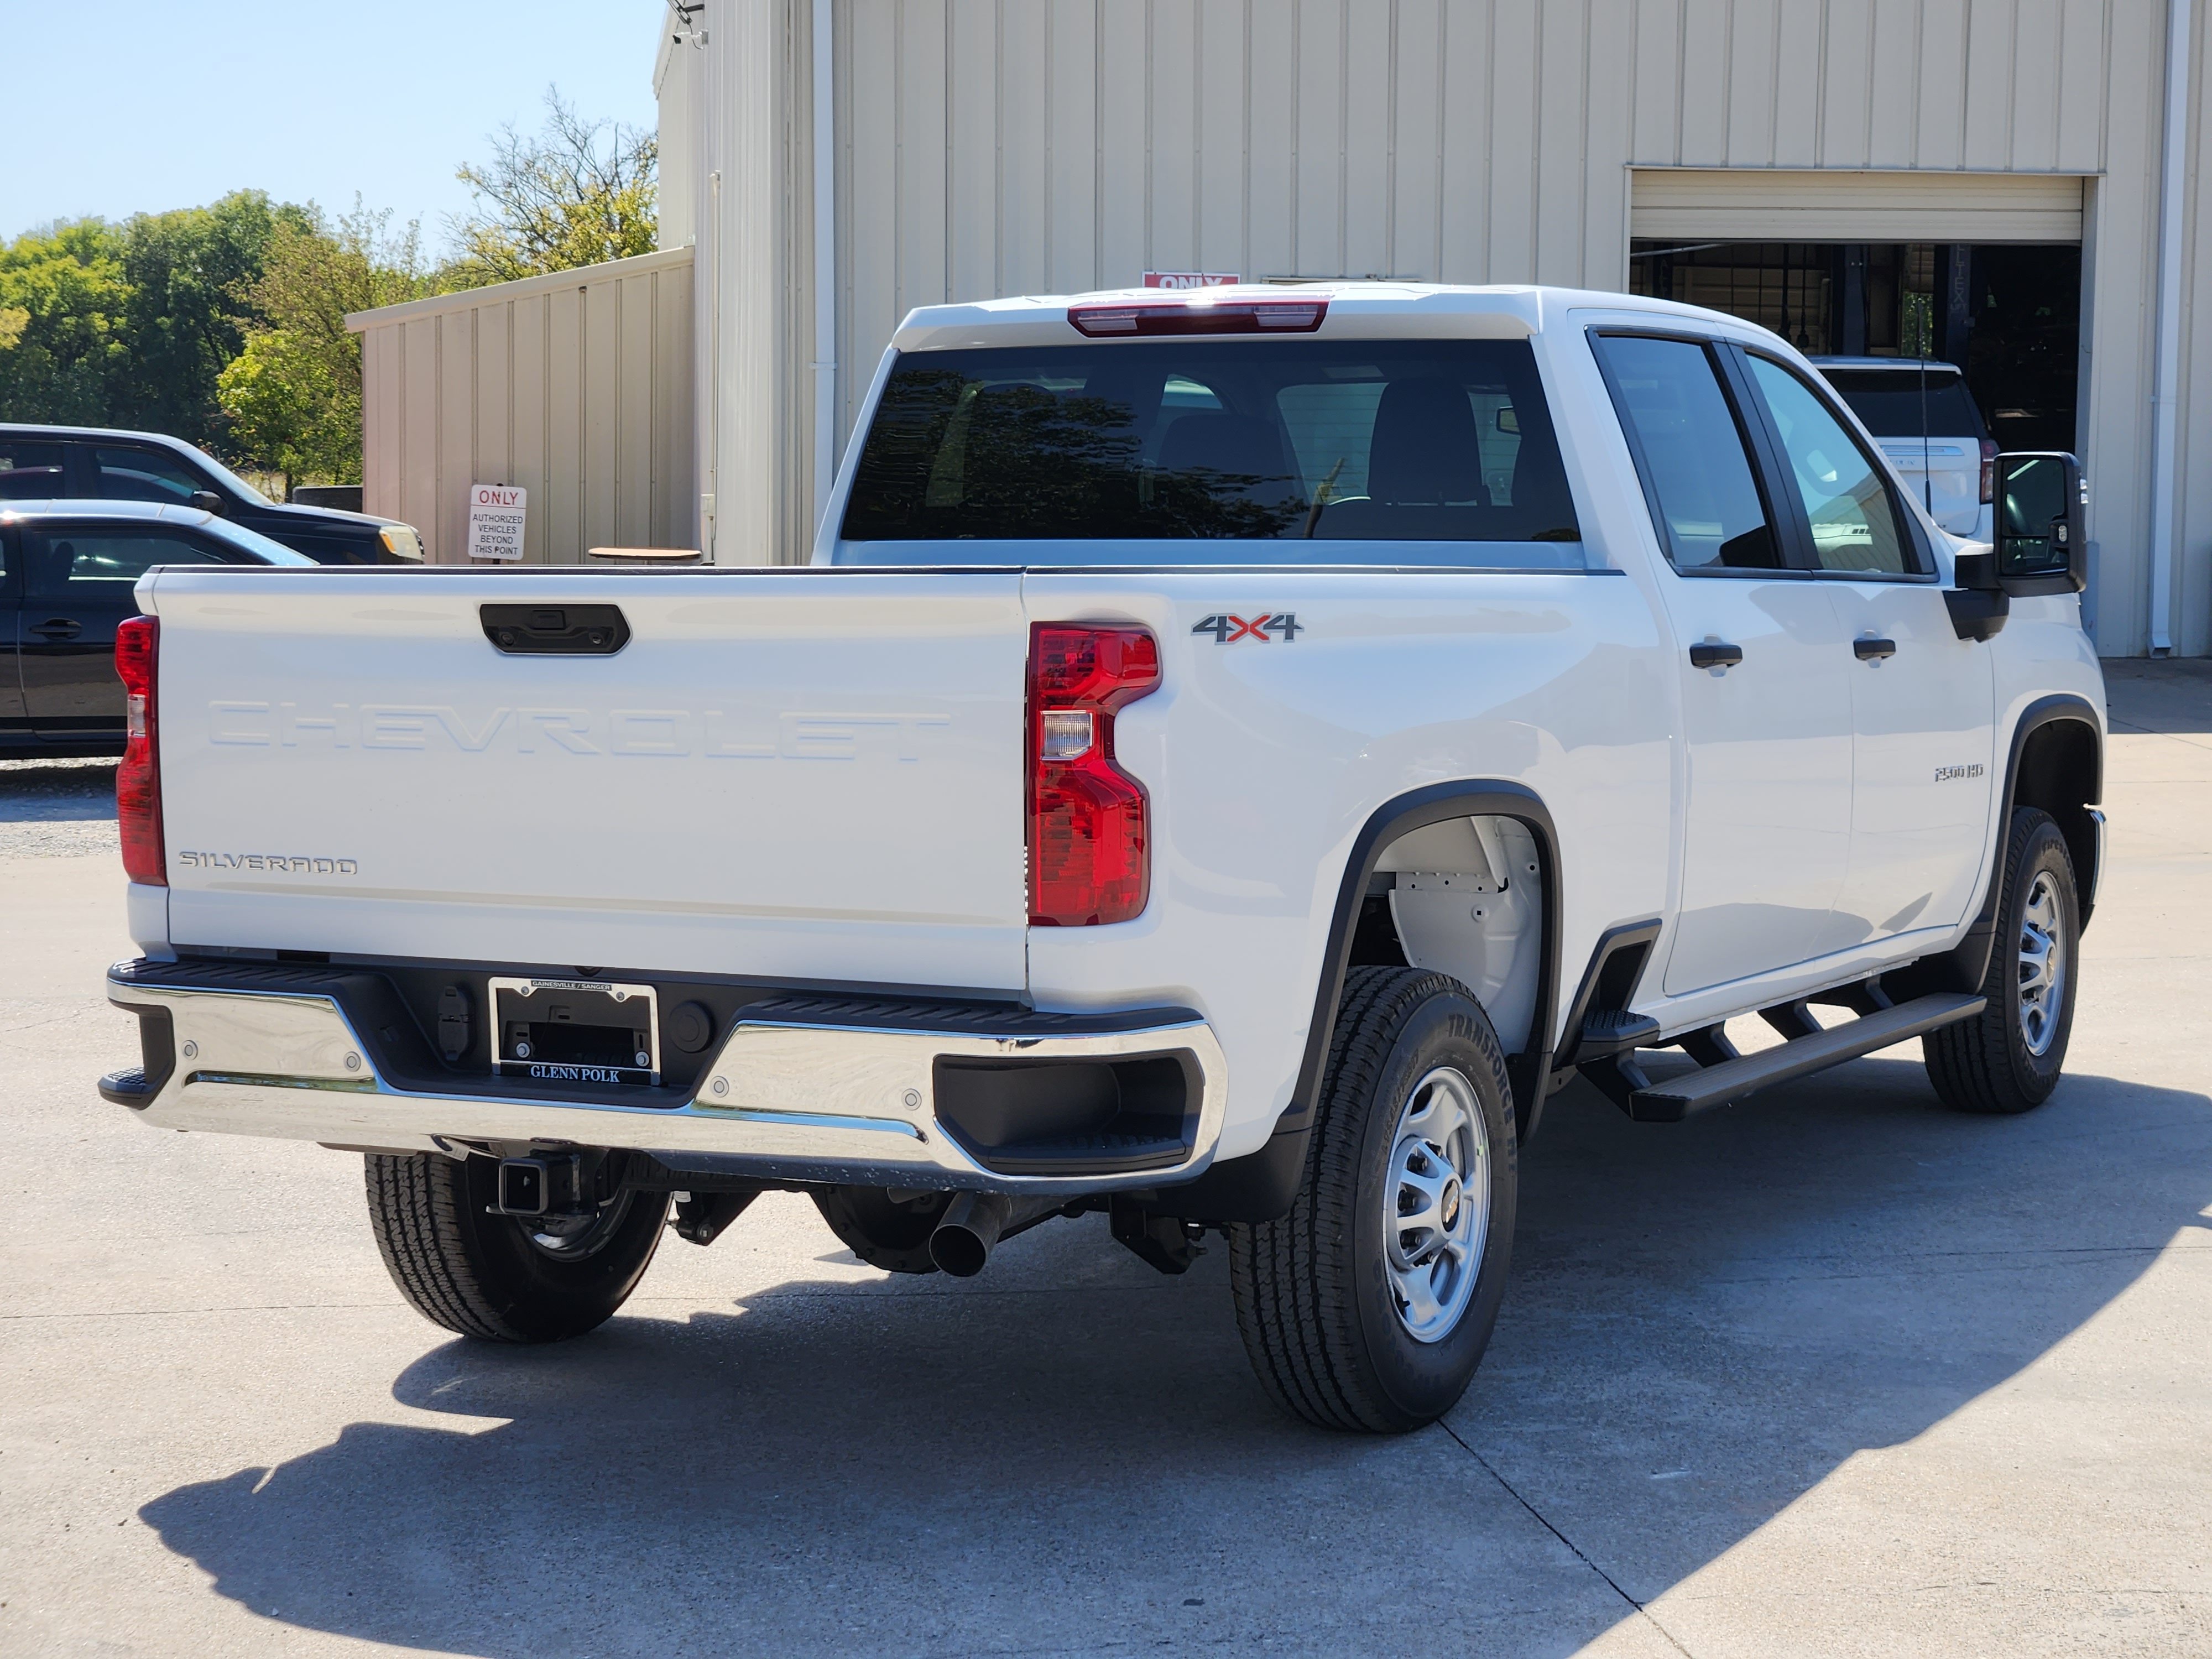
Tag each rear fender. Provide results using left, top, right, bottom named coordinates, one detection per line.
left=1166, top=780, right=1561, bottom=1223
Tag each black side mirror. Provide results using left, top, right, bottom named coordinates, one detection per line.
left=1992, top=451, right=2086, bottom=596
left=189, top=489, right=227, bottom=517
left=1944, top=549, right=2010, bottom=642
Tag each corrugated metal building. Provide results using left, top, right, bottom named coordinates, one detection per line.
left=349, top=248, right=695, bottom=565
left=362, top=1, right=2212, bottom=658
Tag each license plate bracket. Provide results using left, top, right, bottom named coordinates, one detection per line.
left=489, top=977, right=660, bottom=1087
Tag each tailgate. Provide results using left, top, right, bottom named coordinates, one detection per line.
left=147, top=569, right=1031, bottom=992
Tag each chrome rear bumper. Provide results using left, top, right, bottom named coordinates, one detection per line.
left=102, top=965, right=1227, bottom=1196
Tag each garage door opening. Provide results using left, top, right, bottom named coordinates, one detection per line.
left=1629, top=240, right=2082, bottom=458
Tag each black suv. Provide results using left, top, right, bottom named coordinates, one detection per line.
left=0, top=425, right=422, bottom=564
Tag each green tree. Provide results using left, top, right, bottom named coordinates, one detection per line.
left=0, top=219, right=132, bottom=424
left=444, top=88, right=657, bottom=286
left=0, top=195, right=296, bottom=443
left=114, top=190, right=301, bottom=447
left=218, top=202, right=430, bottom=483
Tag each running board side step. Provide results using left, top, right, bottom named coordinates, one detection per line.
left=1593, top=992, right=1986, bottom=1123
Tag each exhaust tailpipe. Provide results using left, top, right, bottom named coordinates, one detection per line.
left=928, top=1192, right=1010, bottom=1277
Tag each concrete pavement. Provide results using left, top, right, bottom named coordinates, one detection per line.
left=2, top=664, right=2207, bottom=1657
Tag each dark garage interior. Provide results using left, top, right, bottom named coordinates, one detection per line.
left=1630, top=240, right=2083, bottom=456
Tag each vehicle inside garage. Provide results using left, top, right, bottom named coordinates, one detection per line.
left=1630, top=239, right=2082, bottom=456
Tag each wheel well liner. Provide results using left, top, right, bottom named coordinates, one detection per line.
left=1160, top=780, right=1560, bottom=1224
left=2011, top=710, right=2103, bottom=928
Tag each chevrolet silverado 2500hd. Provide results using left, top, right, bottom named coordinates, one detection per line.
left=97, top=285, right=2104, bottom=1433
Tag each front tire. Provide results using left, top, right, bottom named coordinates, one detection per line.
left=365, top=1152, right=666, bottom=1342
left=1229, top=967, right=1518, bottom=1433
left=1925, top=806, right=2081, bottom=1115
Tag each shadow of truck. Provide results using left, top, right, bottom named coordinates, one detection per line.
left=137, top=1051, right=2212, bottom=1656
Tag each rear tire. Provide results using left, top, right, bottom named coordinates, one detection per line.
left=1925, top=807, right=2080, bottom=1115
left=1228, top=967, right=1518, bottom=1433
left=364, top=1152, right=666, bottom=1342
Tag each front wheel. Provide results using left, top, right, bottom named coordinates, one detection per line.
left=365, top=1152, right=666, bottom=1342
left=1925, top=806, right=2081, bottom=1115
left=1228, top=967, right=1518, bottom=1433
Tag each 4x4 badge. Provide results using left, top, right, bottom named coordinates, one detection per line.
left=1193, top=613, right=1302, bottom=643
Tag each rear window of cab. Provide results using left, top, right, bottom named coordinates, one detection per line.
left=834, top=338, right=1583, bottom=568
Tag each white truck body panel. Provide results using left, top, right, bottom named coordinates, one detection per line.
left=1018, top=567, right=1673, bottom=1159
left=145, top=571, right=1032, bottom=992
left=116, top=282, right=2105, bottom=1190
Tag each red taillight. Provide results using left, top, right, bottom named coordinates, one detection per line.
left=1980, top=439, right=1999, bottom=505
left=1027, top=625, right=1160, bottom=926
left=1067, top=297, right=1328, bottom=337
left=115, top=615, right=164, bottom=886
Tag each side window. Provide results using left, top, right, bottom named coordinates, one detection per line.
left=1593, top=334, right=1782, bottom=572
left=91, top=445, right=210, bottom=506
left=1744, top=357, right=1918, bottom=576
left=25, top=528, right=227, bottom=603
left=0, top=439, right=69, bottom=501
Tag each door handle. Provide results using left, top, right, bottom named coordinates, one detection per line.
left=1853, top=637, right=1898, bottom=661
left=30, top=618, right=82, bottom=641
left=1688, top=641, right=1743, bottom=671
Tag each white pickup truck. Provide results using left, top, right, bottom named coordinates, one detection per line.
left=96, top=284, right=2104, bottom=1434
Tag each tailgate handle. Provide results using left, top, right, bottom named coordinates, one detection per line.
left=479, top=604, right=630, bottom=656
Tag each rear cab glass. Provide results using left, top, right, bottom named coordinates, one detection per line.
left=1818, top=371, right=1987, bottom=441
left=834, top=338, right=1583, bottom=567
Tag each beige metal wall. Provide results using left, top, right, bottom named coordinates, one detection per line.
left=656, top=25, right=698, bottom=252
left=830, top=0, right=2128, bottom=416
left=684, top=2, right=817, bottom=570
left=676, top=0, right=2207, bottom=651
left=351, top=247, right=696, bottom=564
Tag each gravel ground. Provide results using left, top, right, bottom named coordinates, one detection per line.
left=0, top=756, right=119, bottom=858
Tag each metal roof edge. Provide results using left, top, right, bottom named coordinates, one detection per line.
left=343, top=245, right=696, bottom=333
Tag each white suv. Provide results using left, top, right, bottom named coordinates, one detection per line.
left=1809, top=356, right=1997, bottom=540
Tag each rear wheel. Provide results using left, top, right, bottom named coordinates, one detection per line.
left=365, top=1152, right=666, bottom=1342
left=1925, top=807, right=2080, bottom=1115
left=1228, top=967, right=1517, bottom=1433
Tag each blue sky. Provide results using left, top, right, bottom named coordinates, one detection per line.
left=6, top=0, right=666, bottom=249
